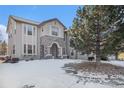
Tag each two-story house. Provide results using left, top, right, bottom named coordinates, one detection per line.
left=7, top=15, right=71, bottom=59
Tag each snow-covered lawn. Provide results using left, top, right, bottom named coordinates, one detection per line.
left=104, top=60, right=124, bottom=67
left=0, top=59, right=124, bottom=88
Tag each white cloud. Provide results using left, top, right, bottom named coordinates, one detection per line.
left=32, top=5, right=38, bottom=10
left=0, top=24, right=8, bottom=43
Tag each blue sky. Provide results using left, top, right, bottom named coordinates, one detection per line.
left=0, top=5, right=82, bottom=42
left=0, top=5, right=82, bottom=28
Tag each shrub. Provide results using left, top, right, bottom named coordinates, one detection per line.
left=30, top=58, right=34, bottom=60
left=11, top=58, right=19, bottom=63
left=101, top=56, right=108, bottom=61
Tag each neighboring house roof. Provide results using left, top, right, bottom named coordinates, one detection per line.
left=39, top=18, right=66, bottom=29
left=10, top=15, right=40, bottom=25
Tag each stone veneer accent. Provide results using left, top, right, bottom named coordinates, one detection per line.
left=40, top=35, right=66, bottom=58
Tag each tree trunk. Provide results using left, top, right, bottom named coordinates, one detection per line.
left=75, top=50, right=78, bottom=59
left=96, top=20, right=101, bottom=63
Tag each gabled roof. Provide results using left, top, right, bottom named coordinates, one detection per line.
left=39, top=18, right=66, bottom=29
left=8, top=15, right=66, bottom=30
left=10, top=15, right=40, bottom=25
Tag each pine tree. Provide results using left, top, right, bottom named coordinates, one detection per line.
left=1, top=40, right=7, bottom=55
left=102, top=6, right=124, bottom=58
left=70, top=5, right=124, bottom=62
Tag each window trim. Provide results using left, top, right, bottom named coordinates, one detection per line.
left=33, top=26, right=35, bottom=36
left=27, top=25, right=32, bottom=35
left=14, top=21, right=16, bottom=34
left=51, top=26, right=59, bottom=36
left=24, top=24, right=26, bottom=35
left=28, top=44, right=32, bottom=54
left=33, top=45, right=35, bottom=54
left=24, top=44, right=26, bottom=54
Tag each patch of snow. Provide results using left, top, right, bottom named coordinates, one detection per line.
left=0, top=59, right=82, bottom=88
left=103, top=60, right=124, bottom=67
left=0, top=59, right=124, bottom=88
left=72, top=82, right=111, bottom=88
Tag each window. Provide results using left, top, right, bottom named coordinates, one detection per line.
left=28, top=45, right=32, bottom=54
left=14, top=21, right=16, bottom=34
left=54, top=21, right=56, bottom=25
left=24, top=24, right=26, bottom=35
left=52, top=31, right=58, bottom=36
left=42, top=27, right=43, bottom=32
left=51, top=26, right=59, bottom=36
left=33, top=27, right=35, bottom=36
left=28, top=25, right=32, bottom=35
left=13, top=45, right=15, bottom=54
left=64, top=33, right=66, bottom=41
left=9, top=33, right=12, bottom=39
left=24, top=44, right=26, bottom=53
left=33, top=45, right=35, bottom=54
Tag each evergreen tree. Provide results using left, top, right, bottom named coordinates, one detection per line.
left=0, top=40, right=7, bottom=55
left=70, top=5, right=124, bottom=62
left=102, top=6, right=124, bottom=59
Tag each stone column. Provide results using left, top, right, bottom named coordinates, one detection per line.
left=47, top=47, right=50, bottom=54
left=58, top=47, right=62, bottom=58
left=58, top=48, right=61, bottom=56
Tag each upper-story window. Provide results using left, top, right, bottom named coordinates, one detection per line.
left=42, top=27, right=44, bottom=32
left=51, top=26, right=59, bottom=36
left=9, top=34, right=12, bottom=38
left=33, top=27, right=35, bottom=36
left=64, top=33, right=66, bottom=41
left=28, top=25, right=32, bottom=35
left=14, top=21, right=16, bottom=34
left=8, top=33, right=12, bottom=39
left=24, top=24, right=26, bottom=35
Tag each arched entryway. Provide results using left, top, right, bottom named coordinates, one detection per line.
left=50, top=43, right=58, bottom=58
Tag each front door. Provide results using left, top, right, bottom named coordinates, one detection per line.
left=50, top=43, right=58, bottom=58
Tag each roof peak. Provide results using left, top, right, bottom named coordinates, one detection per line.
left=9, top=15, right=66, bottom=29
left=10, top=15, right=40, bottom=25
left=39, top=18, right=66, bottom=29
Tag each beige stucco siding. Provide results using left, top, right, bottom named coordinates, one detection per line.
left=40, top=20, right=64, bottom=38
left=22, top=23, right=38, bottom=56
left=15, top=21, right=22, bottom=58
left=7, top=19, right=22, bottom=58
left=7, top=16, right=69, bottom=59
left=8, top=19, right=38, bottom=58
